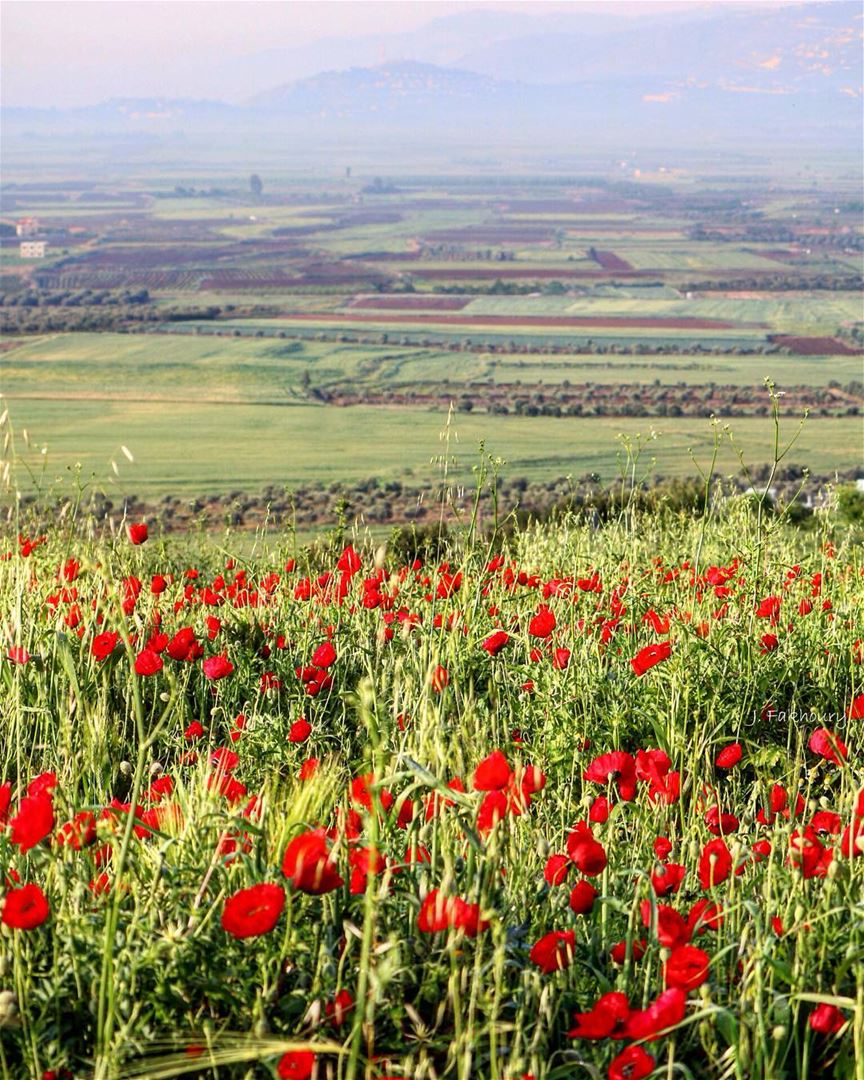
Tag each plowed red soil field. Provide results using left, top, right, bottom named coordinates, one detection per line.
left=772, top=335, right=863, bottom=355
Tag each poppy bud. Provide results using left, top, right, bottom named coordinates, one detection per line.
left=0, top=990, right=18, bottom=1024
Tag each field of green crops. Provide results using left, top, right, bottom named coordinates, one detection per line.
left=3, top=332, right=861, bottom=504
left=4, top=393, right=860, bottom=503
left=457, top=295, right=862, bottom=333
left=4, top=334, right=863, bottom=401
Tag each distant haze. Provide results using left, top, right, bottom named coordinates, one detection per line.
left=3, top=0, right=810, bottom=107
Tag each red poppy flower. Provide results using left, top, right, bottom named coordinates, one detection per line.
left=529, top=929, right=575, bottom=973
left=567, top=991, right=630, bottom=1039
left=56, top=810, right=97, bottom=850
left=277, top=1051, right=315, bottom=1080
left=431, top=665, right=449, bottom=692
left=635, top=748, right=671, bottom=785
left=452, top=896, right=489, bottom=937
left=348, top=845, right=387, bottom=894
left=26, top=770, right=55, bottom=797
left=289, top=718, right=311, bottom=743
left=350, top=772, right=394, bottom=813
left=210, top=747, right=239, bottom=773
left=847, top=694, right=864, bottom=721
left=552, top=648, right=571, bottom=670
left=91, top=632, right=119, bottom=661
left=134, top=649, right=163, bottom=676
left=651, top=862, right=686, bottom=897
left=282, top=828, right=343, bottom=895
left=521, top=764, right=546, bottom=795
left=221, top=882, right=285, bottom=939
left=704, top=806, right=740, bottom=836
left=9, top=795, right=54, bottom=853
left=687, top=899, right=724, bottom=936
left=584, top=751, right=637, bottom=802
left=529, top=606, right=556, bottom=638
left=699, top=837, right=732, bottom=890
left=128, top=523, right=148, bottom=545
left=715, top=743, right=742, bottom=769
left=299, top=758, right=319, bottom=781
left=841, top=817, right=864, bottom=858
left=641, top=900, right=689, bottom=949
left=481, top=630, right=510, bottom=656
left=809, top=1003, right=847, bottom=1035
left=789, top=826, right=833, bottom=878
left=808, top=728, right=848, bottom=765
left=649, top=770, right=681, bottom=805
left=630, top=641, right=671, bottom=676
left=326, top=988, right=354, bottom=1027
left=567, top=823, right=608, bottom=876
left=202, top=655, right=234, bottom=680
left=477, top=789, right=509, bottom=833
left=543, top=854, right=570, bottom=887
left=312, top=641, right=336, bottom=668
left=760, top=633, right=779, bottom=653
left=608, top=1046, right=655, bottom=1080
left=664, top=944, right=710, bottom=991
left=418, top=889, right=488, bottom=937
left=569, top=879, right=598, bottom=915
left=610, top=937, right=647, bottom=965
left=473, top=750, right=512, bottom=791
left=7, top=646, right=29, bottom=665
left=810, top=811, right=842, bottom=836
left=418, top=889, right=455, bottom=933
left=166, top=627, right=197, bottom=662
left=623, top=987, right=687, bottom=1041
left=1, top=883, right=50, bottom=930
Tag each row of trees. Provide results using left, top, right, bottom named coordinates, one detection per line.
left=0, top=287, right=151, bottom=307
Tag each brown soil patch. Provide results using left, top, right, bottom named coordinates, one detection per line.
left=772, top=335, right=863, bottom=355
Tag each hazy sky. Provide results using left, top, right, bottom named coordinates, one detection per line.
left=2, top=0, right=803, bottom=107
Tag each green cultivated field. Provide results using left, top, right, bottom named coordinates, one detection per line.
left=4, top=334, right=863, bottom=400
left=6, top=394, right=860, bottom=501
left=3, top=333, right=860, bottom=504
left=459, top=293, right=862, bottom=333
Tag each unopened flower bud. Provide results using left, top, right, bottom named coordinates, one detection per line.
left=0, top=990, right=18, bottom=1026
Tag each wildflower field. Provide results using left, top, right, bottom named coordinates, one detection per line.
left=1, top=490, right=862, bottom=1080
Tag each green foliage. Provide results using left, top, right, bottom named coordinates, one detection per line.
left=837, top=485, right=864, bottom=526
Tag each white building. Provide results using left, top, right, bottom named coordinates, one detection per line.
left=16, top=218, right=39, bottom=237
left=20, top=241, right=47, bottom=258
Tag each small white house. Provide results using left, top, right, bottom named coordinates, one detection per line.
left=20, top=241, right=47, bottom=258
left=16, top=218, right=39, bottom=237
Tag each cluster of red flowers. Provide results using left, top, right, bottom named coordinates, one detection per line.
left=2, top=531, right=861, bottom=1079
